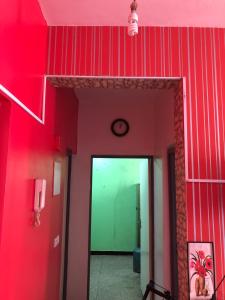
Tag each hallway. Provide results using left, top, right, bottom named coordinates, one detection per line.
left=89, top=255, right=142, bottom=300
left=2, top=1, right=225, bottom=299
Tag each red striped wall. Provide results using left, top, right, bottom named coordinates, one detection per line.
left=47, top=26, right=225, bottom=298
left=187, top=182, right=225, bottom=298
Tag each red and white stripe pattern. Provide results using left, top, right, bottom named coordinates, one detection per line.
left=47, top=26, right=225, bottom=180
left=187, top=182, right=225, bottom=299
left=47, top=26, right=225, bottom=298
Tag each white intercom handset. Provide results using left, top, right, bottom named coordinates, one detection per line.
left=34, top=179, right=46, bottom=227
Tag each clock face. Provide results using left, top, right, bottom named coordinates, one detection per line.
left=111, top=119, right=129, bottom=137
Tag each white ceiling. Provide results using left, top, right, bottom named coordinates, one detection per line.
left=38, top=0, right=225, bottom=27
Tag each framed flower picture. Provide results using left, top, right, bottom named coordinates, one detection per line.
left=187, top=242, right=215, bottom=299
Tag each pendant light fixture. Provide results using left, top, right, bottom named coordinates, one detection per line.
left=128, top=0, right=138, bottom=36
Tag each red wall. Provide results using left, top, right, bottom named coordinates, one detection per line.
left=0, top=0, right=47, bottom=118
left=0, top=83, right=78, bottom=300
left=48, top=26, right=225, bottom=299
left=0, top=1, right=78, bottom=300
left=55, top=88, right=78, bottom=153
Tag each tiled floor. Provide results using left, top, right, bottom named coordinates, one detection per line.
left=89, top=255, right=142, bottom=300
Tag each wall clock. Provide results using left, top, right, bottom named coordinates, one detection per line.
left=111, top=118, right=130, bottom=137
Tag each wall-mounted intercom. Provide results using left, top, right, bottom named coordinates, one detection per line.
left=34, top=179, right=46, bottom=227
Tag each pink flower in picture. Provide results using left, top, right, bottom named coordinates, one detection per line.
left=198, top=266, right=206, bottom=277
left=189, top=248, right=213, bottom=279
left=198, top=250, right=205, bottom=259
left=195, top=260, right=201, bottom=272
left=205, top=258, right=213, bottom=270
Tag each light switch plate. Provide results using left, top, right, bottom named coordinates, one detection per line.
left=53, top=235, right=60, bottom=248
left=53, top=161, right=61, bottom=196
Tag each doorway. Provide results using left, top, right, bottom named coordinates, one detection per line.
left=88, top=156, right=154, bottom=300
left=51, top=76, right=186, bottom=300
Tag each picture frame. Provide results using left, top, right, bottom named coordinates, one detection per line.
left=187, top=242, right=215, bottom=300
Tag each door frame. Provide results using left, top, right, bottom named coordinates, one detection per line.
left=87, top=155, right=154, bottom=300
left=48, top=76, right=187, bottom=299
left=60, top=150, right=73, bottom=300
left=167, top=147, right=178, bottom=299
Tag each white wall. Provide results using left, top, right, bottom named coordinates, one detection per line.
left=154, top=92, right=174, bottom=290
left=67, top=87, right=174, bottom=300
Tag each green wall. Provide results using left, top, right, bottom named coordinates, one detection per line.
left=91, top=158, right=143, bottom=251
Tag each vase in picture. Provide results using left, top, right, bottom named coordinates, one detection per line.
left=195, top=277, right=200, bottom=296
left=199, top=275, right=205, bottom=295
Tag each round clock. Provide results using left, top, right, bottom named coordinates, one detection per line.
left=111, top=118, right=130, bottom=137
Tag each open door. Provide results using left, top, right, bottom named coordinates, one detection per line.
left=87, top=155, right=153, bottom=300
left=140, top=158, right=154, bottom=297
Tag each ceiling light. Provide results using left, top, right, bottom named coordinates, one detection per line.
left=128, top=0, right=138, bottom=37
